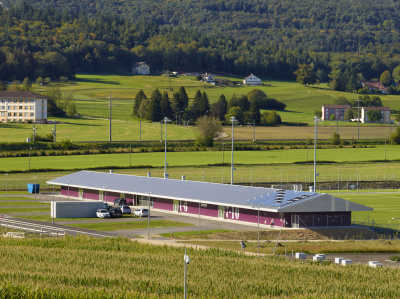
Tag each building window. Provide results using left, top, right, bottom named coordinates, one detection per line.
left=30, top=113, right=34, bottom=117
left=30, top=106, right=34, bottom=110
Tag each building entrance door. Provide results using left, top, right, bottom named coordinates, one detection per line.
left=218, top=206, right=225, bottom=219
left=291, top=215, right=299, bottom=228
left=173, top=200, right=179, bottom=212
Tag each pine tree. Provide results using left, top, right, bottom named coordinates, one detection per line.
left=161, top=91, right=173, bottom=119
left=145, top=89, right=162, bottom=121
left=133, top=89, right=147, bottom=117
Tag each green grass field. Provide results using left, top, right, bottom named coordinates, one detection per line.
left=339, top=192, right=400, bottom=227
left=1, top=73, right=397, bottom=143
left=0, top=145, right=399, bottom=172
left=67, top=220, right=193, bottom=231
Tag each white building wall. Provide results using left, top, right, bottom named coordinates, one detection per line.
left=52, top=201, right=104, bottom=218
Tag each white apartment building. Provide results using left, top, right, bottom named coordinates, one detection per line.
left=0, top=91, right=47, bottom=123
left=132, top=62, right=150, bottom=75
left=243, top=74, right=262, bottom=86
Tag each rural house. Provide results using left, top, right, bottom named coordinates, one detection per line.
left=243, top=74, right=262, bottom=86
left=132, top=62, right=150, bottom=75
left=0, top=91, right=47, bottom=123
left=321, top=105, right=351, bottom=121
left=361, top=107, right=391, bottom=124
left=361, top=81, right=388, bottom=94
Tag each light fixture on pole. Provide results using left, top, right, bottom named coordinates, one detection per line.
left=103, top=185, right=109, bottom=204
left=222, top=142, right=225, bottom=164
left=184, top=248, right=191, bottom=299
left=29, top=146, right=32, bottom=171
left=164, top=117, right=171, bottom=178
left=230, top=116, right=237, bottom=185
left=147, top=192, right=152, bottom=240
left=66, top=180, right=71, bottom=201
left=313, top=116, right=321, bottom=192
left=4, top=173, right=8, bottom=199
left=33, top=176, right=38, bottom=203
left=52, top=184, right=55, bottom=224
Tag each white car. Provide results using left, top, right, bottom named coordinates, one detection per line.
left=133, top=208, right=149, bottom=217
left=96, top=209, right=110, bottom=218
left=120, top=205, right=131, bottom=214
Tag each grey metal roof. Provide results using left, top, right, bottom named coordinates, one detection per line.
left=47, top=171, right=372, bottom=212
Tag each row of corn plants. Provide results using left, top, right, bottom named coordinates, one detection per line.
left=0, top=235, right=399, bottom=298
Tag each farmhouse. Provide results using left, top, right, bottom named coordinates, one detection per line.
left=361, top=81, right=388, bottom=94
left=361, top=106, right=391, bottom=124
left=321, top=105, right=351, bottom=121
left=243, top=74, right=262, bottom=86
left=132, top=62, right=150, bottom=75
left=0, top=91, right=47, bottom=123
left=47, top=171, right=372, bottom=228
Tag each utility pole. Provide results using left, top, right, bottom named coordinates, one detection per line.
left=109, top=93, right=112, bottom=142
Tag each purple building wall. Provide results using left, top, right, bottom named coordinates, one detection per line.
left=125, top=194, right=134, bottom=205
left=224, top=206, right=284, bottom=227
left=154, top=197, right=174, bottom=211
left=61, top=185, right=67, bottom=196
left=68, top=187, right=79, bottom=198
left=105, top=191, right=119, bottom=203
left=177, top=201, right=219, bottom=218
left=83, top=189, right=99, bottom=200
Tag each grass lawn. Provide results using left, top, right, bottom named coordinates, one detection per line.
left=67, top=220, right=193, bottom=231
left=338, top=192, right=400, bottom=226
left=0, top=207, right=50, bottom=214
left=0, top=196, right=36, bottom=200
left=2, top=73, right=399, bottom=143
left=2, top=161, right=400, bottom=190
left=1, top=145, right=400, bottom=172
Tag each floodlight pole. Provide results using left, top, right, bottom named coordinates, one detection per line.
left=109, top=93, right=112, bottom=142
left=198, top=199, right=201, bottom=235
left=231, top=116, right=237, bottom=185
left=184, top=248, right=190, bottom=299
left=29, top=146, right=32, bottom=171
left=164, top=117, right=170, bottom=178
left=52, top=184, right=55, bottom=224
left=314, top=116, right=319, bottom=192
left=103, top=185, right=109, bottom=204
left=222, top=142, right=225, bottom=164
left=147, top=192, right=152, bottom=240
left=33, top=176, right=38, bottom=203
left=66, top=180, right=71, bottom=201
left=130, top=144, right=132, bottom=167
left=257, top=205, right=260, bottom=255
left=5, top=173, right=8, bottom=199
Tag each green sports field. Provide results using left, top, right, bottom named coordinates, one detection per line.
left=1, top=145, right=399, bottom=172
left=339, top=192, right=400, bottom=227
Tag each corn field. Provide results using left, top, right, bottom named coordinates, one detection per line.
left=0, top=235, right=399, bottom=298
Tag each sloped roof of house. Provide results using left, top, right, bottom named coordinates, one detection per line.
left=362, top=106, right=391, bottom=111
left=0, top=91, right=47, bottom=99
left=47, top=170, right=372, bottom=213
left=132, top=62, right=149, bottom=67
left=322, top=105, right=351, bottom=109
left=244, top=73, right=260, bottom=80
left=361, top=81, right=388, bottom=91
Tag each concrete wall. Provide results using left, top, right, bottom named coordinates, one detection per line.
left=52, top=201, right=104, bottom=218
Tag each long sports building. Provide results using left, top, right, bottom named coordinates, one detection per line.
left=47, top=171, right=372, bottom=228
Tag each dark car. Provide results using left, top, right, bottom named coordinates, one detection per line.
left=109, top=207, right=123, bottom=218
left=113, top=198, right=127, bottom=206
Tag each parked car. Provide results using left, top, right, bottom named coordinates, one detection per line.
left=109, top=207, right=123, bottom=218
left=96, top=209, right=110, bottom=218
left=133, top=208, right=149, bottom=217
left=113, top=198, right=127, bottom=206
left=120, top=205, right=131, bottom=214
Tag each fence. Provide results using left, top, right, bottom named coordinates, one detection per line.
left=0, top=218, right=66, bottom=238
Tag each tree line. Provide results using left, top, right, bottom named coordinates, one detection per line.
left=2, top=2, right=400, bottom=86
left=132, top=87, right=286, bottom=125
